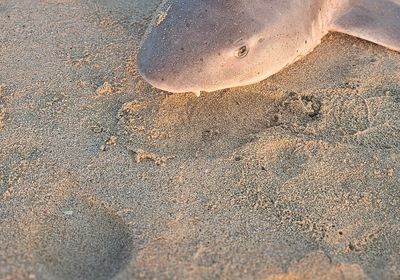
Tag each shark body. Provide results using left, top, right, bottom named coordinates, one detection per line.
left=137, top=0, right=400, bottom=94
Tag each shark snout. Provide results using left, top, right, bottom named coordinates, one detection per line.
left=137, top=43, right=189, bottom=93
left=137, top=45, right=170, bottom=91
left=137, top=40, right=211, bottom=93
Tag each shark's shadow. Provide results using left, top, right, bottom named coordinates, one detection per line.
left=115, top=32, right=400, bottom=159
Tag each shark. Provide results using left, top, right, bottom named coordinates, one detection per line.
left=137, top=0, right=400, bottom=95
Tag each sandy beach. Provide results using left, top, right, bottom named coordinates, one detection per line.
left=0, top=0, right=399, bottom=279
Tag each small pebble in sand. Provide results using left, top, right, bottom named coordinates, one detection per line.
left=156, top=5, right=171, bottom=26
left=0, top=110, right=5, bottom=129
left=63, top=210, right=73, bottom=216
left=91, top=125, right=103, bottom=134
left=100, top=136, right=118, bottom=151
left=106, top=136, right=117, bottom=146
left=96, top=81, right=113, bottom=96
left=3, top=188, right=13, bottom=200
left=127, top=147, right=174, bottom=166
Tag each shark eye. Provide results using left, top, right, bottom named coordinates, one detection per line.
left=235, top=45, right=249, bottom=58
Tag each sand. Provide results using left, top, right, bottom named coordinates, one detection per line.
left=0, top=0, right=399, bottom=279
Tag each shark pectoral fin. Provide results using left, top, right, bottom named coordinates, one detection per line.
left=330, top=0, right=400, bottom=52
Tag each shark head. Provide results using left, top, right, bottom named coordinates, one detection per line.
left=137, top=0, right=315, bottom=93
